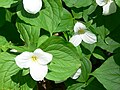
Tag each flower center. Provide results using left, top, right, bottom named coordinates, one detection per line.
left=78, top=29, right=85, bottom=34
left=31, top=56, right=38, bottom=61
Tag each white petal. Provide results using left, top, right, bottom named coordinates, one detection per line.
left=74, top=22, right=87, bottom=33
left=10, top=49, right=17, bottom=52
left=96, top=0, right=107, bottom=6
left=15, top=52, right=33, bottom=68
left=82, top=31, right=97, bottom=44
left=71, top=68, right=81, bottom=79
left=34, top=49, right=53, bottom=65
left=69, top=35, right=82, bottom=47
left=102, top=0, right=117, bottom=15
left=30, top=62, right=48, bottom=81
left=23, top=0, right=42, bottom=14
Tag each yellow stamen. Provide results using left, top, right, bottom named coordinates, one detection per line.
left=31, top=56, right=37, bottom=61
left=78, top=29, right=85, bottom=34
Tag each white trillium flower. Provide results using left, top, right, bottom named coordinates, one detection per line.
left=71, top=68, right=81, bottom=79
left=96, top=0, right=117, bottom=15
left=69, top=22, right=97, bottom=47
left=15, top=49, right=53, bottom=81
left=23, top=0, right=42, bottom=14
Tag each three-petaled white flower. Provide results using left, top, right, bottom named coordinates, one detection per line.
left=69, top=22, right=97, bottom=47
left=23, top=0, right=42, bottom=14
left=15, top=49, right=53, bottom=81
left=71, top=68, right=81, bottom=79
left=96, top=0, right=117, bottom=15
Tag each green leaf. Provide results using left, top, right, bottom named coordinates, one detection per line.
left=0, top=52, right=20, bottom=89
left=105, top=37, right=120, bottom=53
left=83, top=3, right=97, bottom=21
left=40, top=36, right=81, bottom=81
left=16, top=19, right=40, bottom=48
left=12, top=70, right=36, bottom=90
left=71, top=8, right=83, bottom=19
left=85, top=77, right=106, bottom=90
left=77, top=57, right=92, bottom=82
left=67, top=83, right=85, bottom=90
left=5, top=9, right=14, bottom=22
left=37, top=35, right=49, bottom=48
left=95, top=25, right=109, bottom=40
left=80, top=42, right=96, bottom=57
left=0, top=0, right=18, bottom=8
left=115, top=0, right=120, bottom=7
left=17, top=0, right=63, bottom=34
left=56, top=8, right=74, bottom=32
left=0, top=35, right=9, bottom=51
left=63, top=0, right=92, bottom=8
left=93, top=48, right=106, bottom=60
left=92, top=56, right=120, bottom=90
left=93, top=53, right=105, bottom=60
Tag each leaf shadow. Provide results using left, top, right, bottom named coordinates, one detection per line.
left=11, top=70, right=36, bottom=88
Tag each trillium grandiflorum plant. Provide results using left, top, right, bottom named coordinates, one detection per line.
left=69, top=22, right=97, bottom=47
left=96, top=0, right=117, bottom=15
left=15, top=49, right=53, bottom=81
left=23, top=0, right=42, bottom=14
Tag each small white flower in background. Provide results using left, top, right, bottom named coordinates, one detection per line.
left=71, top=68, right=81, bottom=79
left=69, top=22, right=97, bottom=47
left=23, top=0, right=42, bottom=14
left=96, top=0, right=117, bottom=15
left=10, top=49, right=17, bottom=52
left=15, top=49, right=53, bottom=81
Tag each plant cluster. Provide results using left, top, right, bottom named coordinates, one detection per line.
left=0, top=0, right=120, bottom=90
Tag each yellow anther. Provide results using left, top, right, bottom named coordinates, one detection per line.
left=31, top=56, right=37, bottom=61
left=78, top=29, right=85, bottom=34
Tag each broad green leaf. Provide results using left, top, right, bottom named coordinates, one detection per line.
left=63, top=0, right=92, bottom=8
left=115, top=0, right=120, bottom=7
left=92, top=56, right=120, bottom=90
left=0, top=52, right=20, bottom=89
left=0, top=0, right=18, bottom=8
left=56, top=8, right=74, bottom=32
left=40, top=36, right=81, bottom=81
left=17, top=0, right=63, bottom=34
left=16, top=19, right=40, bottom=48
left=77, top=57, right=92, bottom=82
